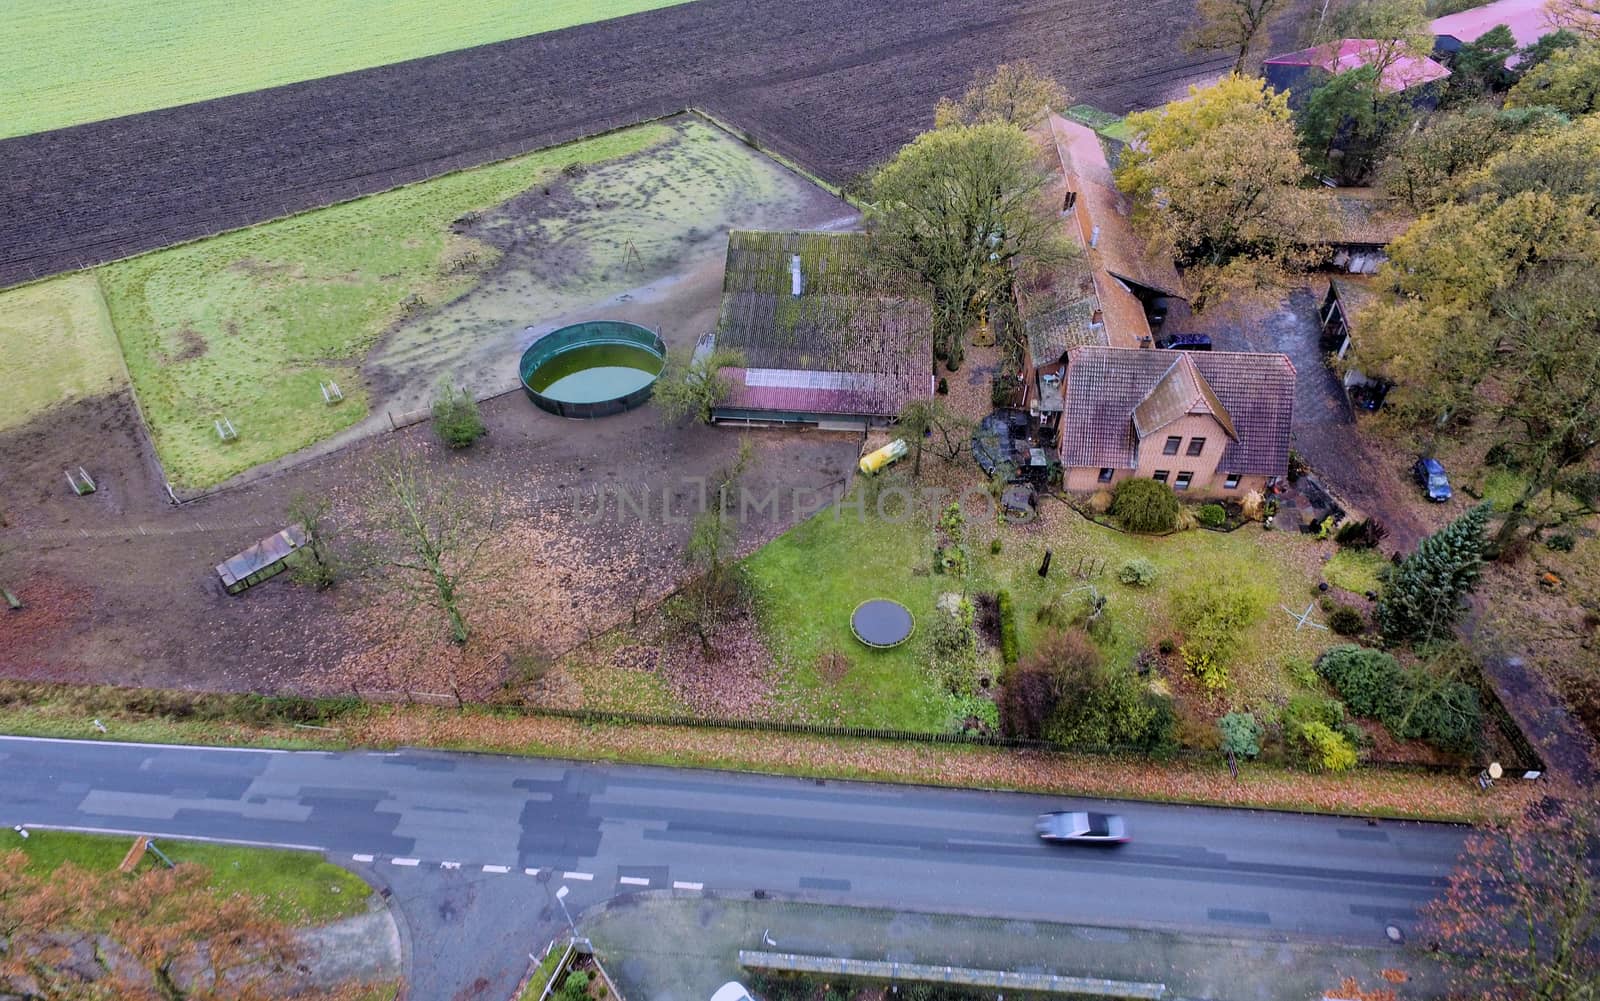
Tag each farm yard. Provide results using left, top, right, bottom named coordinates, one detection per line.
left=4, top=115, right=849, bottom=489
left=1, top=0, right=698, bottom=139
left=0, top=0, right=1235, bottom=288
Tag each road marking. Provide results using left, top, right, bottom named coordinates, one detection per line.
left=352, top=854, right=375, bottom=863
left=441, top=861, right=461, bottom=870
left=0, top=735, right=287, bottom=754
left=564, top=871, right=594, bottom=881
left=619, top=876, right=650, bottom=886
left=23, top=823, right=322, bottom=852
left=391, top=858, right=420, bottom=867
left=483, top=864, right=511, bottom=874
left=673, top=881, right=703, bottom=890
left=525, top=868, right=541, bottom=876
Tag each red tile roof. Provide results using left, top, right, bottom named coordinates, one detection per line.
left=1060, top=347, right=1296, bottom=475
left=1431, top=0, right=1556, bottom=48
left=1264, top=39, right=1451, bottom=92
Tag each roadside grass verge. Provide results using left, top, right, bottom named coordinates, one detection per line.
left=2, top=0, right=699, bottom=139
left=0, top=273, right=126, bottom=430
left=0, top=827, right=370, bottom=923
left=98, top=123, right=672, bottom=488
left=0, top=681, right=1527, bottom=823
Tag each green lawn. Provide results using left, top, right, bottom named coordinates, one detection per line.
left=0, top=273, right=126, bottom=430
left=1323, top=547, right=1387, bottom=595
left=747, top=489, right=1340, bottom=731
left=1, top=827, right=371, bottom=924
left=1, top=0, right=697, bottom=139
left=100, top=123, right=672, bottom=488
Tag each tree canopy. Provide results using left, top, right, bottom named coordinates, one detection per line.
left=934, top=61, right=1067, bottom=128
left=1116, top=75, right=1321, bottom=308
left=1507, top=43, right=1600, bottom=116
left=1182, top=0, right=1290, bottom=75
left=867, top=119, right=1063, bottom=367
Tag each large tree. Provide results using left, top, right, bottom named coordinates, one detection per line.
left=867, top=120, right=1063, bottom=368
left=1298, top=64, right=1414, bottom=184
left=1507, top=42, right=1600, bottom=115
left=654, top=346, right=744, bottom=424
left=1116, top=75, right=1321, bottom=308
left=679, top=438, right=755, bottom=653
left=1183, top=0, right=1290, bottom=75
left=934, top=61, right=1067, bottom=128
left=1548, top=0, right=1600, bottom=41
left=1379, top=105, right=1567, bottom=211
left=895, top=398, right=973, bottom=477
left=1422, top=798, right=1600, bottom=1001
left=1376, top=504, right=1491, bottom=646
left=1314, top=0, right=1435, bottom=79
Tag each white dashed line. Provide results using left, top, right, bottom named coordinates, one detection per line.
left=440, top=861, right=461, bottom=870
left=352, top=854, right=375, bottom=863
left=484, top=864, right=511, bottom=874
left=564, top=871, right=594, bottom=881
left=619, top=876, right=650, bottom=886
left=525, top=868, right=541, bottom=876
left=391, top=858, right=420, bottom=867
left=673, top=881, right=704, bottom=891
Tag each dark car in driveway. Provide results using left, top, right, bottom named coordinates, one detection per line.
left=1413, top=457, right=1453, bottom=502
left=1035, top=811, right=1128, bottom=845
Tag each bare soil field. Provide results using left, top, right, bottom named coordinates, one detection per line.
left=0, top=387, right=858, bottom=695
left=0, top=0, right=1233, bottom=288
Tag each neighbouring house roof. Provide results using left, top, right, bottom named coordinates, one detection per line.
left=1050, top=114, right=1186, bottom=299
left=1313, top=187, right=1415, bottom=247
left=1060, top=347, right=1296, bottom=476
left=1431, top=0, right=1555, bottom=48
left=1264, top=39, right=1452, bottom=93
left=713, top=230, right=929, bottom=418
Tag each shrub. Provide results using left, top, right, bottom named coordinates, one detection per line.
left=990, top=537, right=1003, bottom=555
left=1316, top=645, right=1405, bottom=720
left=1196, top=503, right=1227, bottom=527
left=997, top=589, right=1019, bottom=664
left=1547, top=533, right=1576, bottom=552
left=1284, top=693, right=1347, bottom=735
left=938, top=502, right=965, bottom=538
left=1218, top=712, right=1264, bottom=758
left=937, top=376, right=949, bottom=395
left=1118, top=558, right=1159, bottom=587
left=1334, top=517, right=1389, bottom=550
left=929, top=599, right=978, bottom=695
left=1298, top=721, right=1358, bottom=771
left=1328, top=604, right=1365, bottom=636
left=1088, top=490, right=1114, bottom=515
left=1172, top=577, right=1270, bottom=690
left=1240, top=489, right=1265, bottom=521
left=1110, top=478, right=1179, bottom=533
left=1025, top=630, right=1174, bottom=750
left=431, top=377, right=487, bottom=448
left=948, top=693, right=1000, bottom=733
left=998, top=662, right=1057, bottom=739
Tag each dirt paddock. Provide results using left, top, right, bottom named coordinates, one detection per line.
left=0, top=386, right=859, bottom=696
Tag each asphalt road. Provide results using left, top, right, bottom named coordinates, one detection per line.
left=0, top=736, right=1467, bottom=996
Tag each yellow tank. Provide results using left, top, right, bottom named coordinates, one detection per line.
left=858, top=438, right=908, bottom=475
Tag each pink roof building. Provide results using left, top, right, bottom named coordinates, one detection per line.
left=1263, top=39, right=1452, bottom=95
left=1431, top=0, right=1557, bottom=50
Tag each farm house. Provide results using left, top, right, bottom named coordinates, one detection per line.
left=705, top=230, right=932, bottom=429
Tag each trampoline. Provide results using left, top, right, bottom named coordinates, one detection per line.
left=519, top=320, right=666, bottom=418
left=851, top=598, right=915, bottom=649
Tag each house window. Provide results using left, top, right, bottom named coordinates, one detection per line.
left=1224, top=473, right=1241, bottom=490
left=1186, top=437, right=1207, bottom=457
left=1162, top=436, right=1182, bottom=456
left=1152, top=470, right=1170, bottom=483
left=1175, top=471, right=1194, bottom=491
left=1097, top=467, right=1114, bottom=483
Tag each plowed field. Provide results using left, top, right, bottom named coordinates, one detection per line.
left=0, top=0, right=1227, bottom=288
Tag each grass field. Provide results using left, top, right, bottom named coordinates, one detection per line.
left=0, top=274, right=125, bottom=431
left=0, top=827, right=370, bottom=923
left=100, top=124, right=674, bottom=488
left=1, top=0, right=697, bottom=139
left=747, top=490, right=1340, bottom=732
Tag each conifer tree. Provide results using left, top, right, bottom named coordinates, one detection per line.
left=1376, top=504, right=1491, bottom=646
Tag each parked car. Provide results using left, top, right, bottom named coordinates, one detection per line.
left=1035, top=811, right=1129, bottom=845
left=1157, top=333, right=1211, bottom=351
left=1413, top=457, right=1452, bottom=502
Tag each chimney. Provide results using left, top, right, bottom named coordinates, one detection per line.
left=790, top=255, right=803, bottom=297
left=1090, top=225, right=1101, bottom=249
